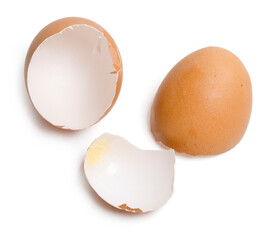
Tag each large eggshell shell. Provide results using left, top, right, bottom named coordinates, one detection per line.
left=25, top=17, right=122, bottom=130
left=84, top=133, right=175, bottom=213
left=151, top=47, right=252, bottom=156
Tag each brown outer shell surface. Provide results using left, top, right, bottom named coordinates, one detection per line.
left=24, top=17, right=123, bottom=130
left=151, top=47, right=252, bottom=156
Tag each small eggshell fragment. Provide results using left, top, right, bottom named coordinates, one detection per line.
left=151, top=47, right=252, bottom=156
left=84, top=133, right=175, bottom=213
left=25, top=17, right=122, bottom=130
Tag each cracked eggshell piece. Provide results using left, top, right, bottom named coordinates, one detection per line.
left=84, top=133, right=175, bottom=213
left=25, top=17, right=122, bottom=130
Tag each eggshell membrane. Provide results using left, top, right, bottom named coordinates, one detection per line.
left=151, top=47, right=252, bottom=156
left=25, top=17, right=122, bottom=130
left=84, top=133, right=175, bottom=213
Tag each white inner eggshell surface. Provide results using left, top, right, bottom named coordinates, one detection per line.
left=27, top=25, right=118, bottom=130
left=84, top=133, right=175, bottom=213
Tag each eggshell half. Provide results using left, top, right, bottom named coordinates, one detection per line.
left=151, top=47, right=252, bottom=156
left=25, top=17, right=122, bottom=130
left=84, top=133, right=175, bottom=213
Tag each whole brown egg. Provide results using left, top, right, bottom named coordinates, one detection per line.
left=151, top=47, right=252, bottom=156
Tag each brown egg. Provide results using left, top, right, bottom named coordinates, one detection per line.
left=25, top=17, right=122, bottom=130
left=151, top=47, right=252, bottom=156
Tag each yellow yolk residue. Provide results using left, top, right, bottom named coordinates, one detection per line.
left=86, top=137, right=110, bottom=168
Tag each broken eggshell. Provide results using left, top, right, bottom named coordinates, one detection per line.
left=25, top=17, right=122, bottom=130
left=84, top=133, right=175, bottom=213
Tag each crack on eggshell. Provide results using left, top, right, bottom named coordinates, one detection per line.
left=118, top=204, right=143, bottom=213
left=110, top=71, right=117, bottom=74
left=106, top=43, right=121, bottom=72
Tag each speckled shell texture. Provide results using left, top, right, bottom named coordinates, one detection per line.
left=151, top=47, right=252, bottom=156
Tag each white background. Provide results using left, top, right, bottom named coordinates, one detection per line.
left=1, top=0, right=276, bottom=239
